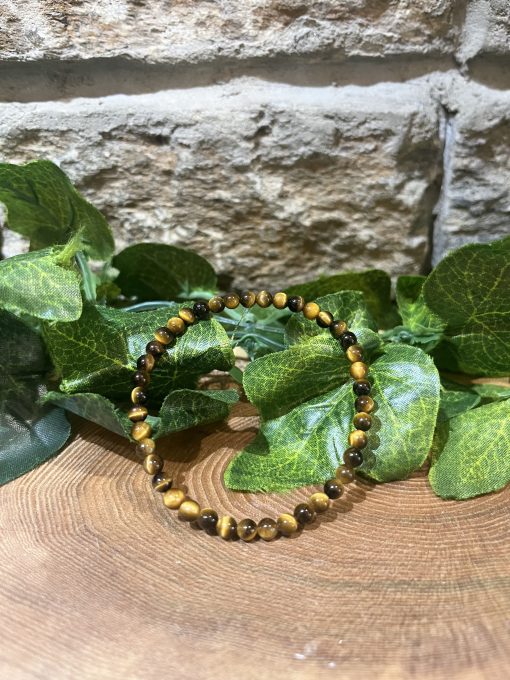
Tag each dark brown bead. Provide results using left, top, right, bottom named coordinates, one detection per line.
left=272, top=292, right=288, bottom=309
left=223, top=293, right=240, bottom=309
left=343, top=447, right=364, bottom=468
left=237, top=518, right=258, bottom=542
left=256, top=290, right=273, bottom=308
left=349, top=429, right=368, bottom=449
left=330, top=320, right=348, bottom=339
left=294, top=503, right=316, bottom=525
left=346, top=344, right=364, bottom=363
left=257, top=517, right=278, bottom=541
left=355, top=395, right=375, bottom=413
left=353, top=379, right=371, bottom=396
left=143, top=452, right=163, bottom=475
left=353, top=412, right=372, bottom=431
left=137, top=353, right=156, bottom=372
left=154, top=327, right=174, bottom=346
left=324, top=478, right=343, bottom=499
left=208, top=296, right=225, bottom=313
left=240, top=291, right=256, bottom=308
left=316, top=310, right=333, bottom=327
left=166, top=316, right=186, bottom=335
left=131, top=386, right=148, bottom=405
left=340, top=331, right=358, bottom=350
left=127, top=405, right=148, bottom=422
left=133, top=370, right=150, bottom=387
left=193, top=301, right=210, bottom=320
left=287, top=295, right=305, bottom=313
left=336, top=465, right=356, bottom=484
left=217, top=516, right=238, bottom=540
left=146, top=340, right=165, bottom=357
left=197, top=508, right=219, bottom=534
left=178, top=307, right=196, bottom=325
left=152, top=472, right=172, bottom=493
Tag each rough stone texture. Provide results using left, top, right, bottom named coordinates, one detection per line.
left=0, top=81, right=442, bottom=285
left=0, top=1, right=463, bottom=63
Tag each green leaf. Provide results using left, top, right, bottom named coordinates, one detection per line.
left=286, top=269, right=398, bottom=328
left=471, top=383, right=510, bottom=402
left=424, top=237, right=510, bottom=376
left=429, top=399, right=510, bottom=499
left=112, top=243, right=217, bottom=301
left=225, top=345, right=440, bottom=491
left=220, top=304, right=288, bottom=359
left=44, top=391, right=132, bottom=438
left=438, top=388, right=481, bottom=423
left=0, top=247, right=82, bottom=321
left=42, top=303, right=235, bottom=403
left=0, top=160, right=114, bottom=259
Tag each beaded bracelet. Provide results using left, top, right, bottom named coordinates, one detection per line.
left=127, top=291, right=374, bottom=542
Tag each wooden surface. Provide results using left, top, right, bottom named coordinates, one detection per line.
left=1, top=400, right=510, bottom=680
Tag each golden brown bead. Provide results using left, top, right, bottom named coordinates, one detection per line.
left=131, top=421, right=152, bottom=442
left=316, top=310, right=333, bottom=327
left=355, top=395, right=375, bottom=413
left=208, top=296, right=225, bottom=313
left=237, top=518, right=258, bottom=542
left=350, top=361, right=369, bottom=380
left=277, top=513, right=299, bottom=536
left=197, top=508, right=219, bottom=533
left=154, top=327, right=174, bottom=345
left=224, top=292, right=240, bottom=309
left=167, top=316, right=187, bottom=335
left=178, top=307, right=195, bottom=325
left=330, top=320, right=348, bottom=339
left=217, top=516, right=237, bottom=540
left=257, top=517, right=278, bottom=541
left=324, top=479, right=343, bottom=499
left=131, top=386, right=148, bottom=405
left=287, top=295, right=305, bottom=313
left=137, top=353, right=156, bottom=372
left=143, top=452, right=163, bottom=475
left=346, top=344, right=364, bottom=363
left=127, top=405, right=148, bottom=422
left=272, top=292, right=288, bottom=309
left=240, top=291, right=256, bottom=308
left=336, top=465, right=356, bottom=484
left=309, top=492, right=331, bottom=513
left=303, top=301, right=320, bottom=320
left=294, top=503, right=316, bottom=525
left=163, top=488, right=186, bottom=509
left=152, top=472, right=172, bottom=493
left=353, top=412, right=372, bottom=431
left=349, top=429, right=368, bottom=449
left=256, top=290, right=273, bottom=308
left=178, top=499, right=201, bottom=522
left=136, top=437, right=156, bottom=457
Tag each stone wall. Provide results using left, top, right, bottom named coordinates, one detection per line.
left=0, top=1, right=509, bottom=287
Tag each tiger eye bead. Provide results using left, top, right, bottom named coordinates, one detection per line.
left=257, top=517, right=278, bottom=541
left=197, top=508, right=219, bottom=533
left=179, top=307, right=196, bottom=325
left=346, top=344, right=364, bottom=363
left=136, top=437, right=156, bottom=457
left=143, top=452, right=163, bottom=475
left=193, top=301, right=210, bottom=320
left=208, top=296, right=225, bottom=313
left=163, top=487, right=186, bottom=509
left=349, top=429, right=368, bottom=449
left=353, top=412, right=372, bottom=431
left=131, top=386, right=148, bottom=405
left=152, top=472, right=172, bottom=493
left=287, top=295, right=305, bottom=313
left=131, top=421, right=152, bottom=442
left=317, top=310, right=333, bottom=327
left=330, top=320, right=348, bottom=339
left=217, top=516, right=238, bottom=540
left=336, top=465, right=356, bottom=484
left=127, top=405, right=148, bottom=422
left=343, top=447, right=364, bottom=468
left=355, top=395, right=375, bottom=413
left=353, top=379, right=371, bottom=396
left=256, top=290, right=273, bottom=308
left=303, top=301, right=320, bottom=320
left=276, top=513, right=299, bottom=536
left=178, top=499, right=201, bottom=522
left=309, top=492, right=331, bottom=513
left=146, top=340, right=165, bottom=358
left=272, top=292, right=288, bottom=309
left=223, top=293, right=240, bottom=309
left=133, top=370, right=150, bottom=387
left=350, top=362, right=368, bottom=380
left=340, top=331, right=358, bottom=350
left=324, top=479, right=343, bottom=499
left=240, top=291, right=256, bottom=308
left=237, top=518, right=258, bottom=542
left=294, top=503, right=316, bottom=525
left=167, top=316, right=186, bottom=335
left=137, top=353, right=155, bottom=372
left=154, top=327, right=174, bottom=346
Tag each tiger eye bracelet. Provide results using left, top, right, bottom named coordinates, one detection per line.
left=127, top=291, right=375, bottom=542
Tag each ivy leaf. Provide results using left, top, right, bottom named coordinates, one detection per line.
left=0, top=160, right=114, bottom=259
left=424, top=237, right=510, bottom=376
left=42, top=303, right=235, bottom=403
left=437, top=387, right=481, bottom=423
left=225, top=345, right=440, bottom=491
left=429, top=399, right=510, bottom=499
left=286, top=269, right=398, bottom=328
left=221, top=304, right=289, bottom=359
left=44, top=391, right=132, bottom=438
left=112, top=243, right=217, bottom=301
left=471, top=383, right=510, bottom=402
left=0, top=247, right=82, bottom=321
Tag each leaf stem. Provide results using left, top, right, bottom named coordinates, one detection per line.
left=75, top=251, right=96, bottom=302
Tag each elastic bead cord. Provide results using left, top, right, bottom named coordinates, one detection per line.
left=127, top=292, right=375, bottom=542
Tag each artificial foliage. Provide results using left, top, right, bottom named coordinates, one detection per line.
left=0, top=160, right=509, bottom=501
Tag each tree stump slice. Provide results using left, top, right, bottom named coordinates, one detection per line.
left=1, top=401, right=509, bottom=680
